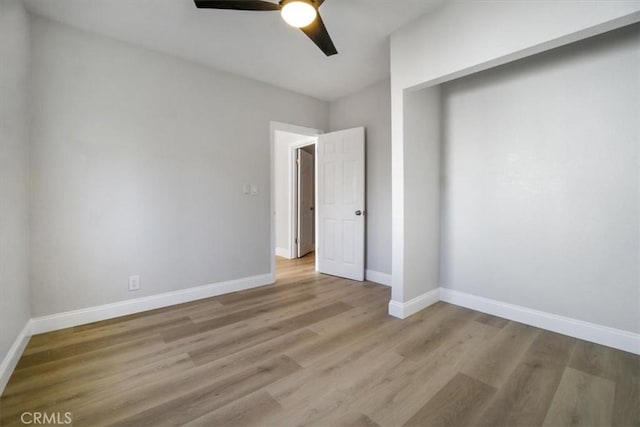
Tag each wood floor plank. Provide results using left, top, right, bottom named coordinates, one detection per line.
left=285, top=307, right=391, bottom=367
left=170, top=285, right=361, bottom=352
left=268, top=336, right=404, bottom=410
left=71, top=355, right=300, bottom=426
left=309, top=297, right=389, bottom=335
left=213, top=278, right=316, bottom=306
left=403, top=373, right=496, bottom=427
left=476, top=331, right=577, bottom=427
left=475, top=313, right=510, bottom=329
left=543, top=367, right=616, bottom=427
left=178, top=280, right=366, bottom=347
left=460, top=321, right=540, bottom=388
left=358, top=319, right=500, bottom=427
left=393, top=304, right=479, bottom=361
left=568, top=341, right=640, bottom=427
left=24, top=300, right=224, bottom=353
left=4, top=334, right=168, bottom=394
left=523, top=330, right=577, bottom=367
left=477, top=361, right=564, bottom=427
left=16, top=316, right=195, bottom=369
left=1, top=353, right=195, bottom=423
left=265, top=346, right=404, bottom=425
left=184, top=391, right=283, bottom=427
left=109, top=356, right=301, bottom=426
left=3, top=254, right=635, bottom=427
left=569, top=340, right=623, bottom=381
left=307, top=297, right=388, bottom=336
left=211, top=256, right=319, bottom=306
left=62, top=329, right=316, bottom=426
left=187, top=301, right=353, bottom=366
left=612, top=350, right=640, bottom=427
left=308, top=411, right=381, bottom=427
left=187, top=276, right=347, bottom=322
left=275, top=316, right=497, bottom=427
left=189, top=328, right=319, bottom=369
left=161, top=293, right=315, bottom=342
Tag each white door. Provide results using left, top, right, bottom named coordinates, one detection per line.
left=317, top=127, right=365, bottom=281
left=297, top=148, right=315, bottom=257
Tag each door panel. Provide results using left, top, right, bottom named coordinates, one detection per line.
left=324, top=219, right=337, bottom=261
left=317, top=127, right=365, bottom=281
left=324, top=162, right=336, bottom=204
left=343, top=220, right=356, bottom=264
left=343, top=160, right=357, bottom=204
left=297, top=149, right=315, bottom=257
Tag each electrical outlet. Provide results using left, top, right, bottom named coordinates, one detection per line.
left=128, top=275, right=140, bottom=291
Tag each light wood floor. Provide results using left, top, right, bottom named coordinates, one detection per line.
left=1, top=254, right=638, bottom=426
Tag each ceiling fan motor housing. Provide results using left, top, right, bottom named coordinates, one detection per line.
left=279, top=0, right=320, bottom=8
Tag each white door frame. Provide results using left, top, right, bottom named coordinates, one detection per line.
left=270, top=122, right=323, bottom=278
left=289, top=139, right=316, bottom=259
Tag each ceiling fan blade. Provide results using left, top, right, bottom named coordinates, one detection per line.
left=194, top=0, right=280, bottom=11
left=315, top=0, right=325, bottom=6
left=300, top=13, right=337, bottom=56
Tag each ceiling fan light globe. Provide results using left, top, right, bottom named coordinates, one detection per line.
left=281, top=1, right=317, bottom=28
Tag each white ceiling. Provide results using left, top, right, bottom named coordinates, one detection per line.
left=23, top=0, right=443, bottom=101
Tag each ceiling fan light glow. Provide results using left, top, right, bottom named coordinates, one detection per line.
left=281, top=1, right=317, bottom=28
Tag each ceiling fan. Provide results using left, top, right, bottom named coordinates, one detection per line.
left=194, top=0, right=338, bottom=56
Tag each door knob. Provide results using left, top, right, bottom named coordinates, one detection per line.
left=355, top=210, right=362, bottom=216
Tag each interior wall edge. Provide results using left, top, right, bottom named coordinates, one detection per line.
left=365, top=270, right=392, bottom=287
left=387, top=286, right=639, bottom=354
left=0, top=0, right=32, bottom=387
left=0, top=320, right=32, bottom=396
left=29, top=272, right=274, bottom=335
left=275, top=247, right=292, bottom=259
left=440, top=288, right=640, bottom=355
left=388, top=287, right=440, bottom=319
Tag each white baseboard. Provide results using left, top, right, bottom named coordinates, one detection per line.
left=388, top=288, right=440, bottom=319
left=275, top=247, right=291, bottom=259
left=0, top=320, right=32, bottom=395
left=440, top=288, right=640, bottom=355
left=30, top=273, right=274, bottom=335
left=365, top=270, right=391, bottom=287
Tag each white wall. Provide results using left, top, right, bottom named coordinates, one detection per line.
left=330, top=80, right=392, bottom=276
left=390, top=0, right=640, bottom=307
left=29, top=16, right=329, bottom=317
left=0, top=0, right=31, bottom=378
left=441, top=25, right=640, bottom=333
left=391, top=1, right=640, bottom=90
left=274, top=130, right=315, bottom=258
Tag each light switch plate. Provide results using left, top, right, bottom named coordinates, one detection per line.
left=250, top=184, right=258, bottom=195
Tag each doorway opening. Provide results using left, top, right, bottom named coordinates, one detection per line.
left=270, top=122, right=366, bottom=283
left=295, top=144, right=316, bottom=259
left=272, top=123, right=321, bottom=278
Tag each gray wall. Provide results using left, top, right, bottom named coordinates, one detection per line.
left=29, top=16, right=329, bottom=317
left=402, top=87, right=441, bottom=302
left=441, top=25, right=640, bottom=333
left=0, top=0, right=31, bottom=362
left=330, top=80, right=392, bottom=275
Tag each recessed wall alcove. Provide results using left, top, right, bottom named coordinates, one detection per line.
left=389, top=2, right=640, bottom=354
